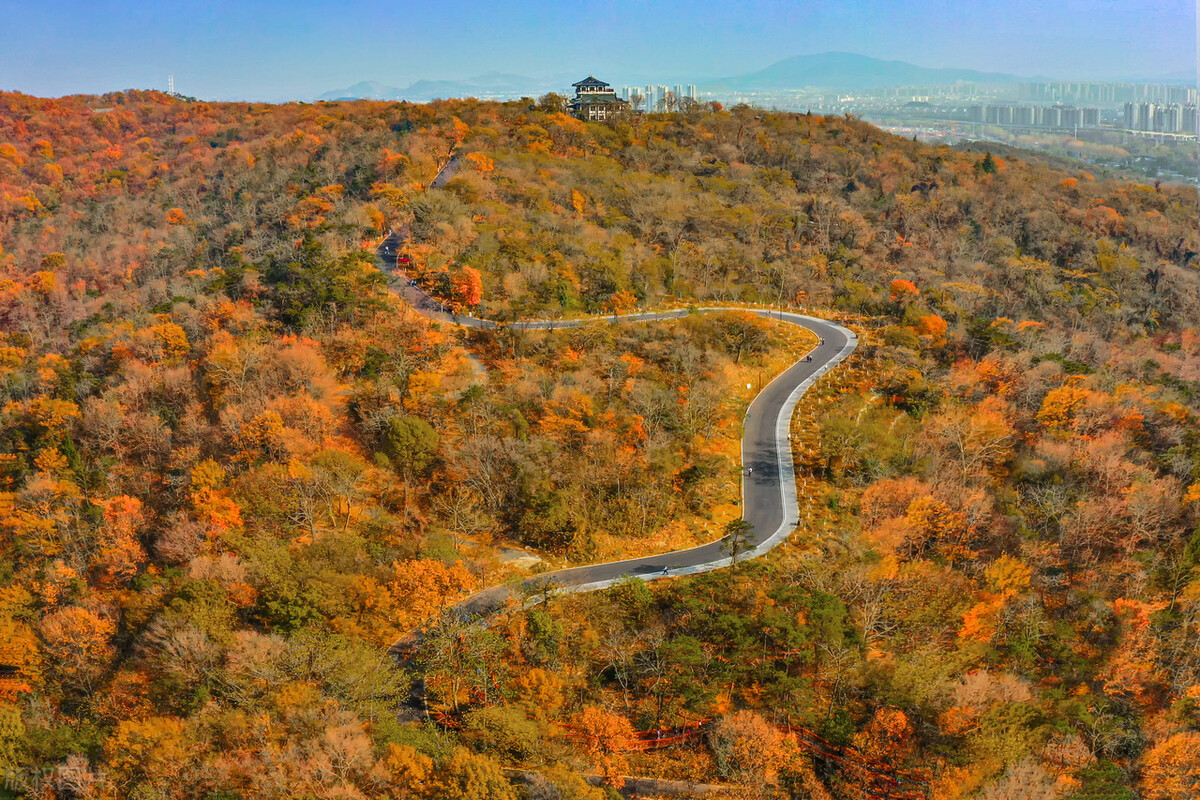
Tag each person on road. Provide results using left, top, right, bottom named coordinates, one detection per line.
left=746, top=467, right=753, bottom=475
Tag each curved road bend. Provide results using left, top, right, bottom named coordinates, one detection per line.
left=375, top=236, right=857, bottom=630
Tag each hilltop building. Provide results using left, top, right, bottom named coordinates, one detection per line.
left=569, top=76, right=629, bottom=121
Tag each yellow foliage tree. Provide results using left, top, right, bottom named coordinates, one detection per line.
left=1, top=472, right=83, bottom=560
left=984, top=555, right=1032, bottom=594
left=903, top=495, right=970, bottom=561
left=149, top=321, right=189, bottom=361
left=235, top=410, right=288, bottom=463
left=1037, top=380, right=1093, bottom=431
left=105, top=716, right=189, bottom=791
left=383, top=743, right=432, bottom=798
left=39, top=606, right=115, bottom=694
left=340, top=559, right=477, bottom=645
left=429, top=747, right=516, bottom=800
left=390, top=559, right=477, bottom=632
left=514, top=667, right=566, bottom=720
left=0, top=613, right=40, bottom=700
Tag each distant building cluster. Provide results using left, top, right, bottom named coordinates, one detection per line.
left=1019, top=81, right=1198, bottom=106
left=620, top=84, right=699, bottom=112
left=1122, top=102, right=1200, bottom=134
left=967, top=104, right=1101, bottom=129
left=566, top=77, right=702, bottom=121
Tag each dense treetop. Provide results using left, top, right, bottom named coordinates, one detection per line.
left=0, top=89, right=1197, bottom=798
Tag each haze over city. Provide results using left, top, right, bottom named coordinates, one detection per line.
left=2, top=0, right=1195, bottom=101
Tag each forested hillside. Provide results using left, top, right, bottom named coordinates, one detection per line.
left=0, top=89, right=1197, bottom=798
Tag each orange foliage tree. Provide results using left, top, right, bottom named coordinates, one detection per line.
left=451, top=266, right=483, bottom=309
left=1140, top=732, right=1200, bottom=799
left=888, top=278, right=919, bottom=304
left=570, top=707, right=636, bottom=784
left=94, top=495, right=148, bottom=588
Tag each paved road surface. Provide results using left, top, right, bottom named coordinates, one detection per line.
left=377, top=227, right=856, bottom=629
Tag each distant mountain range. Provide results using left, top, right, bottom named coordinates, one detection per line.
left=317, top=72, right=555, bottom=102
left=712, top=52, right=1030, bottom=90
left=316, top=52, right=1188, bottom=102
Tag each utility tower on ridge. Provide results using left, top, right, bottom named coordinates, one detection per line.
left=168, top=75, right=175, bottom=96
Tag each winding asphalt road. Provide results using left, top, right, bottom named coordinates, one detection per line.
left=377, top=163, right=856, bottom=623
left=378, top=237, right=856, bottom=625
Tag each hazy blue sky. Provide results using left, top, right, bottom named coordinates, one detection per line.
left=2, top=0, right=1194, bottom=100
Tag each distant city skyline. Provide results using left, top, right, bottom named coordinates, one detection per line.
left=1, top=0, right=1194, bottom=102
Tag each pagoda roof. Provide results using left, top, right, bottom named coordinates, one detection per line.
left=572, top=76, right=611, bottom=88
left=570, top=94, right=626, bottom=106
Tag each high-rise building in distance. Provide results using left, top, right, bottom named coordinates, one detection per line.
left=645, top=85, right=657, bottom=111
left=969, top=103, right=1102, bottom=130
left=1124, top=102, right=1199, bottom=133
left=615, top=81, right=702, bottom=112
left=1021, top=81, right=1198, bottom=107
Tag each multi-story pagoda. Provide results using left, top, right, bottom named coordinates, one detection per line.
left=569, top=76, right=629, bottom=122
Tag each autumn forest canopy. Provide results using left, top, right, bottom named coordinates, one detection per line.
left=0, top=88, right=1198, bottom=799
